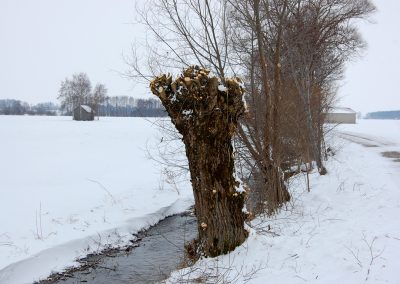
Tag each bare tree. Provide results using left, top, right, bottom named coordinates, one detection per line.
left=228, top=0, right=292, bottom=213
left=92, top=83, right=108, bottom=118
left=130, top=0, right=233, bottom=81
left=224, top=0, right=374, bottom=212
left=283, top=0, right=376, bottom=174
left=58, top=73, right=111, bottom=119
left=58, top=73, right=92, bottom=114
left=58, top=78, right=73, bottom=114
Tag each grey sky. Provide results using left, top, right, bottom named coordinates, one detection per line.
left=339, top=0, right=400, bottom=114
left=1, top=0, right=399, bottom=114
left=0, top=0, right=146, bottom=104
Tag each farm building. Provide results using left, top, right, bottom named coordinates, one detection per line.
left=73, top=105, right=95, bottom=121
left=325, top=107, right=356, bottom=124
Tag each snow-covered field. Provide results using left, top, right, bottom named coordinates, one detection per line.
left=166, top=119, right=400, bottom=284
left=0, top=116, right=192, bottom=283
left=0, top=116, right=399, bottom=284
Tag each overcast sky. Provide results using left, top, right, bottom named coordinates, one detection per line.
left=0, top=0, right=399, bottom=114
left=339, top=0, right=400, bottom=114
left=0, top=0, right=146, bottom=104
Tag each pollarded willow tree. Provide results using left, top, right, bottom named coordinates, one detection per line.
left=150, top=65, right=248, bottom=257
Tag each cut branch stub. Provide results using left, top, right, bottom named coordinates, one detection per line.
left=150, top=65, right=248, bottom=257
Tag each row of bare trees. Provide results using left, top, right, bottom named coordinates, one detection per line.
left=131, top=0, right=375, bottom=257
left=99, top=97, right=165, bottom=117
left=0, top=100, right=58, bottom=116
left=230, top=0, right=375, bottom=213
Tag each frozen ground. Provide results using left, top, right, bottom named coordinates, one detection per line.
left=0, top=116, right=192, bottom=284
left=1, top=117, right=399, bottom=284
left=166, top=119, right=400, bottom=284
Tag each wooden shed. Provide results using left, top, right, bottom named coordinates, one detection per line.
left=73, top=105, right=95, bottom=121
left=325, top=107, right=356, bottom=124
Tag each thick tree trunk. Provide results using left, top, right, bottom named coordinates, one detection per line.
left=185, top=133, right=247, bottom=256
left=150, top=66, right=248, bottom=257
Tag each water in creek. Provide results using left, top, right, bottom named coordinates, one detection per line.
left=57, top=214, right=197, bottom=284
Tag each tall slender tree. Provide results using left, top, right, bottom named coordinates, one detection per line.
left=92, top=83, right=108, bottom=117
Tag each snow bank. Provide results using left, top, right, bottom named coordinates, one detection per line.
left=0, top=116, right=192, bottom=283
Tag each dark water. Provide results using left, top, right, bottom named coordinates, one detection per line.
left=58, top=214, right=197, bottom=284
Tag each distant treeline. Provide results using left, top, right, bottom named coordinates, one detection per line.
left=0, top=97, right=167, bottom=117
left=97, top=97, right=167, bottom=117
left=0, top=99, right=58, bottom=116
left=365, top=110, right=400, bottom=120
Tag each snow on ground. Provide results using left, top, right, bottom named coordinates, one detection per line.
left=339, top=119, right=400, bottom=148
left=166, top=119, right=400, bottom=284
left=0, top=116, right=192, bottom=284
left=1, top=116, right=399, bottom=284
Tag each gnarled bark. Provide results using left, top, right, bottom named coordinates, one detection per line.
left=150, top=66, right=248, bottom=257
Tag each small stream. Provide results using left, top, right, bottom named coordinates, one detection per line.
left=54, top=214, right=197, bottom=284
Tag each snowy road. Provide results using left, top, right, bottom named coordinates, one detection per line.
left=338, top=131, right=396, bottom=147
